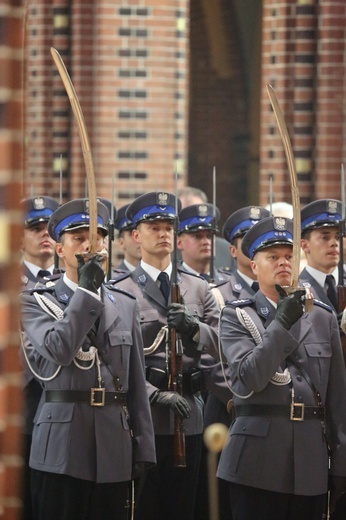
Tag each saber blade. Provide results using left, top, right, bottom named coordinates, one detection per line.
left=51, top=47, right=98, bottom=253
left=266, top=84, right=300, bottom=288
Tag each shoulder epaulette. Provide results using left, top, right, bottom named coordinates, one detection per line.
left=218, top=267, right=234, bottom=276
left=105, top=283, right=136, bottom=300
left=22, top=284, right=56, bottom=296
left=225, top=298, right=254, bottom=308
left=178, top=268, right=201, bottom=280
left=312, top=299, right=333, bottom=313
left=108, top=271, right=132, bottom=283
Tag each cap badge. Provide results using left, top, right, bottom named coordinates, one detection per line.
left=33, top=197, right=45, bottom=210
left=83, top=200, right=90, bottom=214
left=327, top=200, right=337, bottom=214
left=157, top=192, right=169, bottom=206
left=274, top=217, right=286, bottom=231
left=197, top=205, right=208, bottom=217
left=249, top=206, right=261, bottom=220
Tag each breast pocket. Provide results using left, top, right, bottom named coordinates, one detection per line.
left=138, top=308, right=162, bottom=348
left=31, top=403, right=74, bottom=466
left=185, top=303, right=204, bottom=321
left=109, top=330, right=133, bottom=373
left=304, top=342, right=332, bottom=384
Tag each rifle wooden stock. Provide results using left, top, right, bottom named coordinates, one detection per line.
left=169, top=282, right=186, bottom=467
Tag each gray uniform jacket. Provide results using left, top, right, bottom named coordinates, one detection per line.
left=217, top=291, right=346, bottom=496
left=216, top=271, right=256, bottom=306
left=112, top=265, right=220, bottom=436
left=20, top=277, right=156, bottom=483
left=299, top=267, right=341, bottom=311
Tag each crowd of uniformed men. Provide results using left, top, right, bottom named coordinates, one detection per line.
left=19, top=188, right=346, bottom=520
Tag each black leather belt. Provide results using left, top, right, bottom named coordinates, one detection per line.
left=234, top=404, right=325, bottom=422
left=45, top=389, right=128, bottom=407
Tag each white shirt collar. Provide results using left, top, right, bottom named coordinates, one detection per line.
left=24, top=260, right=54, bottom=278
left=124, top=259, right=137, bottom=272
left=140, top=260, right=172, bottom=282
left=305, top=265, right=339, bottom=288
left=237, top=270, right=256, bottom=287
left=181, top=261, right=211, bottom=279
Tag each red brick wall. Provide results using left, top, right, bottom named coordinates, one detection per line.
left=260, top=0, right=346, bottom=207
left=0, top=2, right=24, bottom=518
left=25, top=0, right=190, bottom=262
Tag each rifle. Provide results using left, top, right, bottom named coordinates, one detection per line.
left=168, top=169, right=186, bottom=467
left=338, top=164, right=346, bottom=312
left=209, top=166, right=216, bottom=286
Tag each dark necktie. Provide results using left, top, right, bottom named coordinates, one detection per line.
left=200, top=273, right=210, bottom=282
left=37, top=269, right=51, bottom=279
left=325, top=274, right=338, bottom=310
left=158, top=272, right=170, bottom=301
left=251, top=281, right=259, bottom=292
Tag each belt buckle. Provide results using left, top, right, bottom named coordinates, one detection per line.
left=290, top=403, right=304, bottom=421
left=90, top=388, right=105, bottom=406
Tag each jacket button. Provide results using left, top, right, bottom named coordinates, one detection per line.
left=47, top=414, right=52, bottom=420
left=242, top=427, right=246, bottom=431
left=296, top=375, right=302, bottom=382
left=90, top=309, right=97, bottom=316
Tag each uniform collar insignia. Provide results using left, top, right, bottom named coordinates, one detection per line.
left=59, top=293, right=70, bottom=302
left=234, top=283, right=242, bottom=291
left=107, top=292, right=116, bottom=303
left=46, top=281, right=56, bottom=288
left=138, top=274, right=147, bottom=285
left=260, top=306, right=270, bottom=317
left=302, top=281, right=311, bottom=288
left=21, top=275, right=28, bottom=285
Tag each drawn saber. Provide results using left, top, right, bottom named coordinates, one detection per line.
left=266, top=84, right=300, bottom=286
left=51, top=47, right=98, bottom=254
left=266, top=84, right=313, bottom=309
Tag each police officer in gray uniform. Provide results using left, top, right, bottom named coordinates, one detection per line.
left=20, top=195, right=60, bottom=520
left=216, top=206, right=271, bottom=304
left=217, top=216, right=346, bottom=519
left=299, top=199, right=343, bottom=311
left=111, top=192, right=220, bottom=520
left=20, top=198, right=156, bottom=520
left=114, top=204, right=141, bottom=272
left=177, top=203, right=228, bottom=284
left=21, top=196, right=60, bottom=286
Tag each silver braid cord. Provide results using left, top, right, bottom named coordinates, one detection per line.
left=23, top=293, right=101, bottom=381
left=236, top=307, right=291, bottom=385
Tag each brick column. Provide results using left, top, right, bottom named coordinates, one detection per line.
left=260, top=0, right=346, bottom=207
left=0, top=2, right=24, bottom=518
